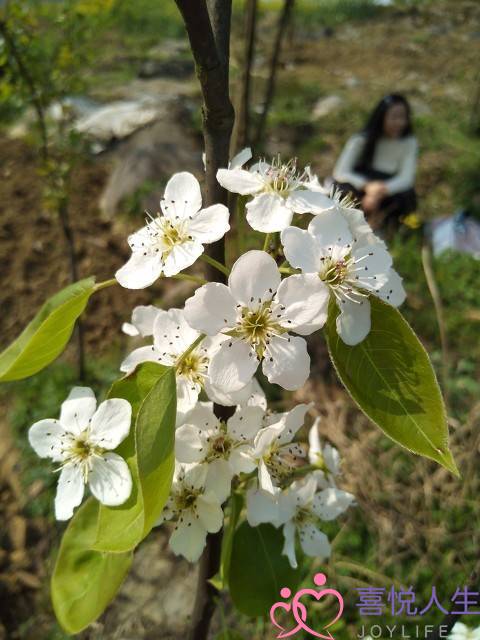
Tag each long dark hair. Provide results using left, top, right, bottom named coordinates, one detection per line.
left=355, top=94, right=413, bottom=172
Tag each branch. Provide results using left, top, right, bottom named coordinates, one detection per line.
left=254, top=0, right=295, bottom=147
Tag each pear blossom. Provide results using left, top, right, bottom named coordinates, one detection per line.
left=116, top=172, right=230, bottom=289
left=175, top=402, right=264, bottom=502
left=216, top=149, right=335, bottom=232
left=28, top=387, right=132, bottom=520
left=251, top=403, right=312, bottom=494
left=121, top=306, right=264, bottom=418
left=184, top=250, right=329, bottom=392
left=281, top=209, right=406, bottom=345
left=448, top=623, right=480, bottom=640
left=159, top=463, right=224, bottom=562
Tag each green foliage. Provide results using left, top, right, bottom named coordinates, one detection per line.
left=51, top=499, right=133, bottom=634
left=325, top=297, right=458, bottom=475
left=220, top=491, right=244, bottom=588
left=94, top=362, right=176, bottom=553
left=0, top=277, right=96, bottom=382
left=229, top=522, right=302, bottom=617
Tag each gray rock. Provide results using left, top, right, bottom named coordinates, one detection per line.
left=312, top=95, right=345, bottom=119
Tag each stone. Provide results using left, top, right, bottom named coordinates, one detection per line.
left=312, top=95, right=344, bottom=119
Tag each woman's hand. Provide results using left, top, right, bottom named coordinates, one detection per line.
left=365, top=181, right=388, bottom=198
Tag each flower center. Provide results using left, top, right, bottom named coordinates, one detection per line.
left=261, top=156, right=305, bottom=198
left=319, top=257, right=350, bottom=287
left=294, top=506, right=314, bottom=526
left=176, top=487, right=200, bottom=511
left=62, top=431, right=103, bottom=481
left=232, top=302, right=283, bottom=357
left=175, top=351, right=209, bottom=385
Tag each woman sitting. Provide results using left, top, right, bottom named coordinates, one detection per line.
left=333, top=94, right=418, bottom=230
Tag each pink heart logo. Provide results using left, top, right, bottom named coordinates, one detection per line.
left=270, top=588, right=307, bottom=638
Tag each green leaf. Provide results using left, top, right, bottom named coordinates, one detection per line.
left=215, top=632, right=245, bottom=640
left=325, top=297, right=458, bottom=475
left=228, top=522, right=302, bottom=617
left=0, top=277, right=96, bottom=382
left=51, top=499, right=132, bottom=634
left=94, top=362, right=176, bottom=553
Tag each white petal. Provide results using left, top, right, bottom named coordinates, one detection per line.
left=336, top=298, right=371, bottom=345
left=169, top=512, right=207, bottom=562
left=208, top=339, right=258, bottom=392
left=188, top=204, right=230, bottom=243
left=286, top=190, right=336, bottom=214
left=181, top=401, right=218, bottom=430
left=253, top=423, right=284, bottom=456
left=324, top=443, right=341, bottom=477
left=227, top=405, right=265, bottom=441
left=184, top=283, right=237, bottom=335
left=228, top=250, right=280, bottom=305
left=263, top=335, right=310, bottom=390
left=54, top=464, right=85, bottom=520
left=351, top=245, right=392, bottom=290
left=196, top=493, right=224, bottom=531
left=299, top=523, right=331, bottom=559
left=60, top=387, right=97, bottom=435
left=308, top=209, right=353, bottom=247
left=176, top=377, right=201, bottom=416
left=131, top=305, right=161, bottom=337
left=282, top=521, right=298, bottom=568
left=258, top=458, right=276, bottom=494
left=280, top=226, right=319, bottom=273
left=161, top=172, right=202, bottom=219
left=88, top=452, right=132, bottom=506
left=183, top=462, right=208, bottom=490
left=216, top=167, right=262, bottom=195
left=274, top=403, right=311, bottom=446
left=28, top=419, right=67, bottom=461
left=204, top=460, right=232, bottom=503
left=376, top=269, right=406, bottom=307
left=229, top=447, right=256, bottom=474
left=246, top=487, right=280, bottom=527
left=204, top=377, right=252, bottom=407
left=116, top=249, right=164, bottom=289
left=246, top=193, right=293, bottom=232
left=89, top=399, right=132, bottom=450
left=308, top=418, right=321, bottom=465
left=120, top=345, right=161, bottom=373
left=276, top=274, right=329, bottom=333
left=312, top=487, right=355, bottom=521
left=122, top=322, right=139, bottom=337
left=153, top=307, right=200, bottom=354
left=175, top=424, right=204, bottom=463
left=163, top=240, right=204, bottom=277
left=229, top=147, right=252, bottom=169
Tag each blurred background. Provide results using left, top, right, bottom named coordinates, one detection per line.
left=0, top=0, right=479, bottom=638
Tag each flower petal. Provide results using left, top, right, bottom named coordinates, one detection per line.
left=229, top=147, right=252, bottom=169
left=161, top=172, right=202, bottom=219
left=175, top=424, right=204, bottom=463
left=208, top=339, right=259, bottom=392
left=258, top=458, right=276, bottom=494
left=115, top=251, right=163, bottom=289
left=153, top=307, right=200, bottom=354
left=196, top=493, right=224, bottom=531
left=312, top=487, right=355, bottom=521
left=246, top=193, right=293, bottom=232
left=120, top=345, right=161, bottom=373
left=375, top=269, right=406, bottom=307
left=54, top=464, right=85, bottom=521
left=276, top=274, right=329, bottom=334
left=89, top=399, right=132, bottom=450
left=336, top=298, right=371, bottom=345
left=228, top=250, right=280, bottom=305
left=132, top=305, right=162, bottom=337
left=246, top=487, right=280, bottom=527
left=169, top=512, right=207, bottom=562
left=308, top=208, right=353, bottom=247
left=263, top=335, right=310, bottom=390
left=227, top=405, right=265, bottom=441
left=88, top=452, right=133, bottom=506
left=216, top=167, right=262, bottom=195
left=282, top=521, right=298, bottom=568
left=176, top=377, right=201, bottom=416
left=205, top=460, right=233, bottom=503
left=229, top=447, right=256, bottom=474
left=60, top=387, right=97, bottom=435
left=286, top=190, right=336, bottom=214
left=184, top=283, right=237, bottom=335
left=28, top=419, right=67, bottom=461
left=188, top=204, right=230, bottom=243
left=163, top=240, right=204, bottom=277
left=274, top=403, right=311, bottom=446
left=280, top=226, right=319, bottom=273
left=298, top=523, right=331, bottom=559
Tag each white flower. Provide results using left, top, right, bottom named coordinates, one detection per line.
left=116, top=172, right=230, bottom=289
left=448, top=623, right=480, bottom=640
left=251, top=403, right=311, bottom=494
left=159, top=463, right=224, bottom=562
left=308, top=417, right=341, bottom=478
left=281, top=209, right=406, bottom=345
left=175, top=402, right=264, bottom=502
left=121, top=304, right=161, bottom=338
left=28, top=387, right=132, bottom=520
left=216, top=149, right=335, bottom=232
left=184, top=250, right=329, bottom=392
left=121, top=307, right=263, bottom=419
